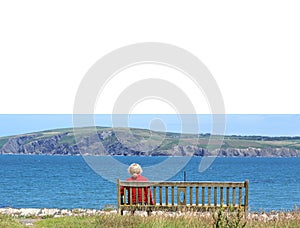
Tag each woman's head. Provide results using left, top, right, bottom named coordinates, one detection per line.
left=128, top=163, right=143, bottom=179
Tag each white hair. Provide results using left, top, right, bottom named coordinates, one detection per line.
left=128, top=163, right=143, bottom=179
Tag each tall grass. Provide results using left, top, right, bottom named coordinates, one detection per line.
left=33, top=212, right=300, bottom=228
left=34, top=214, right=214, bottom=228
left=1, top=209, right=300, bottom=228
left=0, top=214, right=24, bottom=228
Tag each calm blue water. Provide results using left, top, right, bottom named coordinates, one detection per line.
left=0, top=155, right=299, bottom=211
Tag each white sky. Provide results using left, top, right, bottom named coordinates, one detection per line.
left=0, top=1, right=299, bottom=114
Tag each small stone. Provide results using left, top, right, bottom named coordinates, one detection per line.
left=157, top=211, right=164, bottom=216
left=20, top=208, right=41, bottom=217
left=261, top=213, right=268, bottom=222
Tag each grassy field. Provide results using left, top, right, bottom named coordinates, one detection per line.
left=1, top=210, right=300, bottom=228
left=0, top=137, right=9, bottom=148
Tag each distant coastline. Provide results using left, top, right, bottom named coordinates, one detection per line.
left=1, top=127, right=299, bottom=157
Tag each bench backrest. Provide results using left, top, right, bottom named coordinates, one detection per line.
left=117, top=179, right=249, bottom=211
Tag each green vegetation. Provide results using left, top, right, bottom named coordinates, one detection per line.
left=213, top=206, right=246, bottom=228
left=58, top=133, right=76, bottom=145
left=158, top=139, right=179, bottom=150
left=1, top=126, right=300, bottom=154
left=0, top=214, right=24, bottom=228
left=0, top=137, right=9, bottom=148
left=1, top=210, right=300, bottom=228
left=34, top=214, right=212, bottom=228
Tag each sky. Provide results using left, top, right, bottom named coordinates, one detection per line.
left=0, top=2, right=300, bottom=137
left=1, top=1, right=300, bottom=115
left=0, top=114, right=299, bottom=137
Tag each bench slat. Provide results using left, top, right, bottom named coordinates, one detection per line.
left=214, top=187, right=217, bottom=206
left=130, top=187, right=133, bottom=205
left=202, top=187, right=205, bottom=206
left=124, top=187, right=127, bottom=205
left=153, top=187, right=156, bottom=205
left=232, top=187, right=236, bottom=206
left=196, top=187, right=199, bottom=206
left=148, top=188, right=150, bottom=205
left=165, top=187, right=168, bottom=206
left=208, top=187, right=211, bottom=206
left=239, top=187, right=242, bottom=206
left=159, top=186, right=162, bottom=206
left=226, top=187, right=229, bottom=206
left=172, top=186, right=174, bottom=206
left=220, top=187, right=224, bottom=206
left=190, top=187, right=193, bottom=206
left=245, top=180, right=249, bottom=212
left=136, top=187, right=138, bottom=205
left=142, top=188, right=144, bottom=205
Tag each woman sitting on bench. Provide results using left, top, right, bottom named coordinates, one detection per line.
left=120, top=163, right=154, bottom=205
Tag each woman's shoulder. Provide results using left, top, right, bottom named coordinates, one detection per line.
left=125, top=175, right=149, bottom=181
left=137, top=175, right=148, bottom=181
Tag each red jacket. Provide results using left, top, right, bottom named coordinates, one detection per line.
left=120, top=175, right=154, bottom=205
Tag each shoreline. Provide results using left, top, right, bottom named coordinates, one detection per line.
left=1, top=207, right=299, bottom=221
left=0, top=207, right=115, bottom=218
left=1, top=154, right=300, bottom=158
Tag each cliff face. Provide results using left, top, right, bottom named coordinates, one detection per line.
left=0, top=133, right=79, bottom=155
left=0, top=131, right=147, bottom=156
left=217, top=147, right=299, bottom=157
left=0, top=129, right=299, bottom=157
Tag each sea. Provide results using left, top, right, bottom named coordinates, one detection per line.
left=0, top=155, right=299, bottom=212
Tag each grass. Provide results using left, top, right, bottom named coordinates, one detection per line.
left=159, top=139, right=179, bottom=150
left=58, top=134, right=76, bottom=145
left=1, top=210, right=300, bottom=228
left=0, top=214, right=24, bottom=228
left=0, top=137, right=9, bottom=148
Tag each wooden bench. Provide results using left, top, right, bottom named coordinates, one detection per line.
left=117, top=179, right=249, bottom=215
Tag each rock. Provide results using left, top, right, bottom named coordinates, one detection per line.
left=269, top=213, right=279, bottom=221
left=19, top=208, right=41, bottom=217
left=39, top=208, right=60, bottom=217
left=260, top=213, right=269, bottom=222
left=1, top=129, right=299, bottom=157
left=157, top=211, right=164, bottom=216
left=134, top=211, right=148, bottom=216
left=61, top=209, right=72, bottom=216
